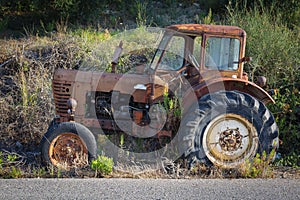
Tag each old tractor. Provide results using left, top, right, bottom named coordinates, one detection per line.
left=40, top=24, right=279, bottom=169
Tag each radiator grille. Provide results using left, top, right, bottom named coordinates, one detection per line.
left=52, top=81, right=72, bottom=119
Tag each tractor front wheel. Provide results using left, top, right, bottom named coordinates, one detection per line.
left=40, top=122, right=97, bottom=169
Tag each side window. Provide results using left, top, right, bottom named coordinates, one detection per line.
left=205, top=37, right=240, bottom=71
left=158, top=36, right=185, bottom=71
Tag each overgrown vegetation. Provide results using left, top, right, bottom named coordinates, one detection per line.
left=0, top=0, right=299, bottom=178
left=225, top=0, right=300, bottom=167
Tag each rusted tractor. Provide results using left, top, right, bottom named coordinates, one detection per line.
left=40, top=24, right=279, bottom=169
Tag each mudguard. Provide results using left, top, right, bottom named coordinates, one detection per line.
left=182, top=77, right=275, bottom=113
left=198, top=78, right=274, bottom=103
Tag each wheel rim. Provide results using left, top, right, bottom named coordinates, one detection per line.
left=202, top=113, right=258, bottom=168
left=49, top=133, right=88, bottom=168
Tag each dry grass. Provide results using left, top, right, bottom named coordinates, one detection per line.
left=0, top=148, right=299, bottom=179
left=0, top=27, right=172, bottom=178
left=0, top=33, right=98, bottom=152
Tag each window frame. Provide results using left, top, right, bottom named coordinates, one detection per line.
left=203, top=36, right=241, bottom=71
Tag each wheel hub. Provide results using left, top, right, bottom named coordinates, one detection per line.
left=219, top=128, right=242, bottom=152
left=49, top=133, right=88, bottom=168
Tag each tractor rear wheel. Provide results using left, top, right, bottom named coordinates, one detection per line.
left=182, top=90, right=279, bottom=168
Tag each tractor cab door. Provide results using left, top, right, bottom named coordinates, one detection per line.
left=150, top=31, right=201, bottom=87
left=150, top=32, right=186, bottom=73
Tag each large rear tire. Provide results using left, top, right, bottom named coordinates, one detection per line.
left=182, top=90, right=279, bottom=168
left=40, top=122, right=97, bottom=169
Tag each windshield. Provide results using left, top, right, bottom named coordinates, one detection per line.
left=205, top=37, right=240, bottom=71
left=150, top=33, right=185, bottom=71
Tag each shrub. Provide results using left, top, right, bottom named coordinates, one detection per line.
left=270, top=88, right=300, bottom=160
left=91, top=155, right=114, bottom=176
left=225, top=0, right=300, bottom=166
left=239, top=150, right=275, bottom=178
left=275, top=152, right=300, bottom=168
left=226, top=1, right=299, bottom=88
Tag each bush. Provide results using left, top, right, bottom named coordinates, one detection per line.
left=226, top=1, right=299, bottom=88
left=270, top=88, right=300, bottom=159
left=239, top=150, right=275, bottom=178
left=225, top=0, right=300, bottom=166
left=91, top=155, right=114, bottom=176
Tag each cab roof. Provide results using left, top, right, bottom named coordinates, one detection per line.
left=166, top=24, right=246, bottom=37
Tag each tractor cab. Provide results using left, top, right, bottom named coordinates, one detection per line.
left=150, top=24, right=249, bottom=84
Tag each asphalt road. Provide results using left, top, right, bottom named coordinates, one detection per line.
left=0, top=178, right=299, bottom=200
